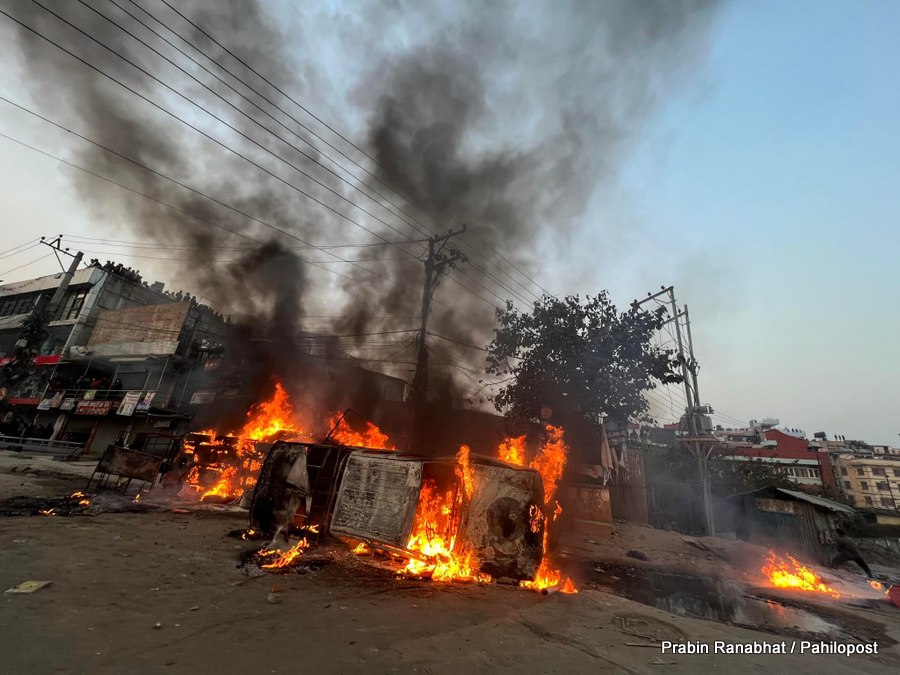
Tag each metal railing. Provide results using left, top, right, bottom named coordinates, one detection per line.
left=0, top=434, right=84, bottom=460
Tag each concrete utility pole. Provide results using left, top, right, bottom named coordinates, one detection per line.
left=409, top=226, right=467, bottom=451
left=43, top=237, right=84, bottom=321
left=0, top=237, right=84, bottom=400
left=633, top=286, right=718, bottom=536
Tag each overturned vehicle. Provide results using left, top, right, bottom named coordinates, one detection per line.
left=249, top=441, right=546, bottom=581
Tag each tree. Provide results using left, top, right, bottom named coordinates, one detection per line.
left=485, top=293, right=682, bottom=432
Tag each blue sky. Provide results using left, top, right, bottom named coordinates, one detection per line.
left=0, top=0, right=897, bottom=443
left=604, top=0, right=900, bottom=442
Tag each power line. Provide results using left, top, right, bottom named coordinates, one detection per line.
left=77, top=0, right=443, bottom=252
left=73, top=248, right=410, bottom=264
left=60, top=233, right=425, bottom=252
left=100, top=0, right=435, bottom=243
left=0, top=9, right=520, bottom=313
left=136, top=0, right=548, bottom=304
left=0, top=129, right=359, bottom=285
left=426, top=332, right=489, bottom=353
left=0, top=95, right=428, bottom=287
left=0, top=252, right=55, bottom=278
left=0, top=239, right=41, bottom=260
left=17, top=1, right=430, bottom=254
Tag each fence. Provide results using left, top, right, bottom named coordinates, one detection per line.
left=0, top=434, right=84, bottom=460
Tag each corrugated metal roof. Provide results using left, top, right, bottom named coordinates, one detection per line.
left=0, top=267, right=99, bottom=295
left=774, top=487, right=856, bottom=514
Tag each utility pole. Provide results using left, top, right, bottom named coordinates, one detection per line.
left=409, top=226, right=467, bottom=451
left=633, top=286, right=718, bottom=536
left=0, top=237, right=83, bottom=393
left=42, top=237, right=84, bottom=321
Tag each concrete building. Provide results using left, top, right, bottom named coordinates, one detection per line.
left=0, top=263, right=412, bottom=458
left=717, top=427, right=837, bottom=489
left=831, top=451, right=900, bottom=510
left=0, top=264, right=230, bottom=456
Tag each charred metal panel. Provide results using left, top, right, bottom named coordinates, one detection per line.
left=249, top=442, right=309, bottom=536
left=461, top=462, right=544, bottom=580
left=330, top=453, right=423, bottom=547
left=94, top=446, right=162, bottom=483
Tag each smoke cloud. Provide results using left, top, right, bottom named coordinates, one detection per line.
left=5, top=0, right=722, bottom=418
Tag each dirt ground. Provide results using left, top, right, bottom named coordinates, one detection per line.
left=2, top=458, right=900, bottom=674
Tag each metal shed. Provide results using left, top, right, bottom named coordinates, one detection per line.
left=727, top=486, right=855, bottom=565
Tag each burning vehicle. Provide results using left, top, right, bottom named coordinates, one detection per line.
left=85, top=376, right=576, bottom=591
left=245, top=417, right=576, bottom=591
left=250, top=442, right=546, bottom=582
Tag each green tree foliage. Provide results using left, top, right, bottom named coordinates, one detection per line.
left=485, top=293, right=682, bottom=429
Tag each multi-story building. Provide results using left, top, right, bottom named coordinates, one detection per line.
left=828, top=446, right=900, bottom=511
left=0, top=263, right=230, bottom=454
left=0, top=262, right=411, bottom=457
left=716, top=427, right=837, bottom=489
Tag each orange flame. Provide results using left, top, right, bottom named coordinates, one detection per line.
left=328, top=414, right=396, bottom=450
left=516, top=425, right=578, bottom=593
left=200, top=466, right=239, bottom=501
left=762, top=551, right=841, bottom=598
left=259, top=538, right=310, bottom=569
left=186, top=382, right=304, bottom=502
left=401, top=478, right=491, bottom=583
left=530, top=425, right=567, bottom=505
left=240, top=383, right=301, bottom=440
left=498, top=434, right=527, bottom=465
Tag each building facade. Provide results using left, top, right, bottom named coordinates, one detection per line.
left=831, top=450, right=900, bottom=510
left=717, top=427, right=837, bottom=489
left=0, top=265, right=229, bottom=455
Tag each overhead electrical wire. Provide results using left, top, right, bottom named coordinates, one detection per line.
left=0, top=239, right=41, bottom=260
left=0, top=129, right=361, bottom=285
left=13, top=2, right=431, bottom=254
left=58, top=233, right=425, bottom=252
left=0, top=13, right=506, bottom=312
left=0, top=1, right=557, bottom=386
left=0, top=252, right=55, bottom=278
left=150, top=0, right=547, bottom=301
left=93, top=0, right=435, bottom=242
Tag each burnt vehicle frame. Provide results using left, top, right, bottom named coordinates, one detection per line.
left=249, top=440, right=547, bottom=581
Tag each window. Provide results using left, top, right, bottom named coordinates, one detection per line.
left=844, top=481, right=852, bottom=490
left=840, top=467, right=848, bottom=476
left=864, top=497, right=873, bottom=505
left=809, top=468, right=820, bottom=478
left=860, top=481, right=869, bottom=490
left=872, top=467, right=886, bottom=477
left=62, top=289, right=88, bottom=320
left=881, top=497, right=895, bottom=508
left=14, top=294, right=40, bottom=314
left=876, top=481, right=889, bottom=491
left=894, top=468, right=900, bottom=478
left=856, top=468, right=866, bottom=476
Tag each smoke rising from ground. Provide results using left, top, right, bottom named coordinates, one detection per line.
left=5, top=0, right=722, bottom=412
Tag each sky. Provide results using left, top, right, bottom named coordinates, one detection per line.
left=0, top=0, right=898, bottom=444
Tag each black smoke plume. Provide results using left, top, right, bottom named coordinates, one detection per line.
left=5, top=0, right=721, bottom=434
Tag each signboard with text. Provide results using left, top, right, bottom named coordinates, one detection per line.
left=75, top=400, right=113, bottom=416
left=117, top=391, right=142, bottom=417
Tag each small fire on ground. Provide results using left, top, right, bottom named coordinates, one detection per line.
left=761, top=551, right=841, bottom=598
